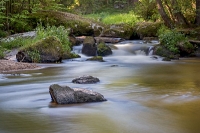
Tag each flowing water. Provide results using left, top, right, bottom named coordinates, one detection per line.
left=0, top=40, right=200, bottom=133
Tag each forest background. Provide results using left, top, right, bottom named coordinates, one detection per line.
left=0, top=0, right=199, bottom=35
left=0, top=0, right=200, bottom=60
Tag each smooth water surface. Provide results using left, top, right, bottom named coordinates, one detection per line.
left=0, top=41, right=200, bottom=133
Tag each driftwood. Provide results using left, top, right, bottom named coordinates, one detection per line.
left=76, top=36, right=124, bottom=44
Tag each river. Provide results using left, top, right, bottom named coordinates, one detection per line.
left=0, top=40, right=200, bottom=133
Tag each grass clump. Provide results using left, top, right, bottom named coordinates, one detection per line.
left=35, top=24, right=71, bottom=52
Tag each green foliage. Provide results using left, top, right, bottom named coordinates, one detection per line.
left=158, top=29, right=193, bottom=54
left=85, top=11, right=142, bottom=26
left=97, top=42, right=112, bottom=56
left=27, top=50, right=40, bottom=63
left=0, top=24, right=71, bottom=59
left=1, top=37, right=33, bottom=50
left=134, top=22, right=163, bottom=38
left=102, top=12, right=141, bottom=26
left=86, top=56, right=104, bottom=62
left=35, top=24, right=71, bottom=52
left=20, top=36, right=63, bottom=63
left=0, top=46, right=4, bottom=59
left=133, top=0, right=159, bottom=21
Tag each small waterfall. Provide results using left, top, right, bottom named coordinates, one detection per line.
left=72, top=40, right=158, bottom=57
left=72, top=44, right=83, bottom=54
left=114, top=40, right=158, bottom=56
left=148, top=46, right=154, bottom=56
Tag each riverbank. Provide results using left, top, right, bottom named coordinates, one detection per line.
left=0, top=60, right=40, bottom=73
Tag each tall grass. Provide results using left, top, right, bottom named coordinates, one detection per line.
left=85, top=11, right=142, bottom=26
left=35, top=24, right=71, bottom=51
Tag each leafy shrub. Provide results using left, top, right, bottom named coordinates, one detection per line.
left=133, top=0, right=159, bottom=21
left=158, top=29, right=193, bottom=54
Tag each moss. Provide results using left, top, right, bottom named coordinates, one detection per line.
left=29, top=10, right=103, bottom=36
left=97, top=42, right=112, bottom=56
left=20, top=36, right=63, bottom=63
left=86, top=56, right=104, bottom=62
left=84, top=36, right=95, bottom=45
left=133, top=22, right=163, bottom=39
left=102, top=24, right=133, bottom=39
left=63, top=52, right=81, bottom=59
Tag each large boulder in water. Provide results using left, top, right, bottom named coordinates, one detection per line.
left=82, top=36, right=97, bottom=56
left=72, top=75, right=100, bottom=84
left=49, top=84, right=106, bottom=104
left=16, top=36, right=63, bottom=63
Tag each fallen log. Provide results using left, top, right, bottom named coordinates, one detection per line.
left=76, top=36, right=124, bottom=44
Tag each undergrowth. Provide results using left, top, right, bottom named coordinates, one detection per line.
left=158, top=27, right=193, bottom=54
left=0, top=24, right=71, bottom=58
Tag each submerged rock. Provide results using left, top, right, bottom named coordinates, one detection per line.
left=86, top=56, right=105, bottom=62
left=49, top=84, right=106, bottom=104
left=72, top=75, right=100, bottom=84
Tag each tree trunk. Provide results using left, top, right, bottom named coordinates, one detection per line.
left=156, top=0, right=173, bottom=28
left=196, top=0, right=200, bottom=26
left=28, top=0, right=31, bottom=13
left=6, top=0, right=10, bottom=31
left=163, top=0, right=175, bottom=22
left=128, top=0, right=139, bottom=6
left=171, top=0, right=188, bottom=27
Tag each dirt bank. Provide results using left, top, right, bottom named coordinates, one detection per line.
left=0, top=60, right=40, bottom=73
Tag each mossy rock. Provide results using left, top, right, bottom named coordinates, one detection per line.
left=63, top=51, right=81, bottom=59
left=133, top=22, right=163, bottom=39
left=102, top=24, right=133, bottom=39
left=16, top=36, right=63, bottom=63
left=86, top=56, right=104, bottom=62
left=153, top=45, right=180, bottom=59
left=69, top=36, right=81, bottom=47
left=29, top=10, right=104, bottom=36
left=97, top=42, right=112, bottom=56
left=82, top=36, right=97, bottom=56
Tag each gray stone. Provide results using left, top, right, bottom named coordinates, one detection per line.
left=82, top=36, right=97, bottom=56
left=72, top=75, right=100, bottom=84
left=49, top=84, right=106, bottom=104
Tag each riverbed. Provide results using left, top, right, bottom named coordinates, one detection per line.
left=0, top=41, right=200, bottom=133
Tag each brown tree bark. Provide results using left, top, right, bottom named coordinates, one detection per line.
left=171, top=0, right=189, bottom=27
left=163, top=0, right=175, bottom=22
left=156, top=0, right=173, bottom=28
left=196, top=0, right=200, bottom=26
